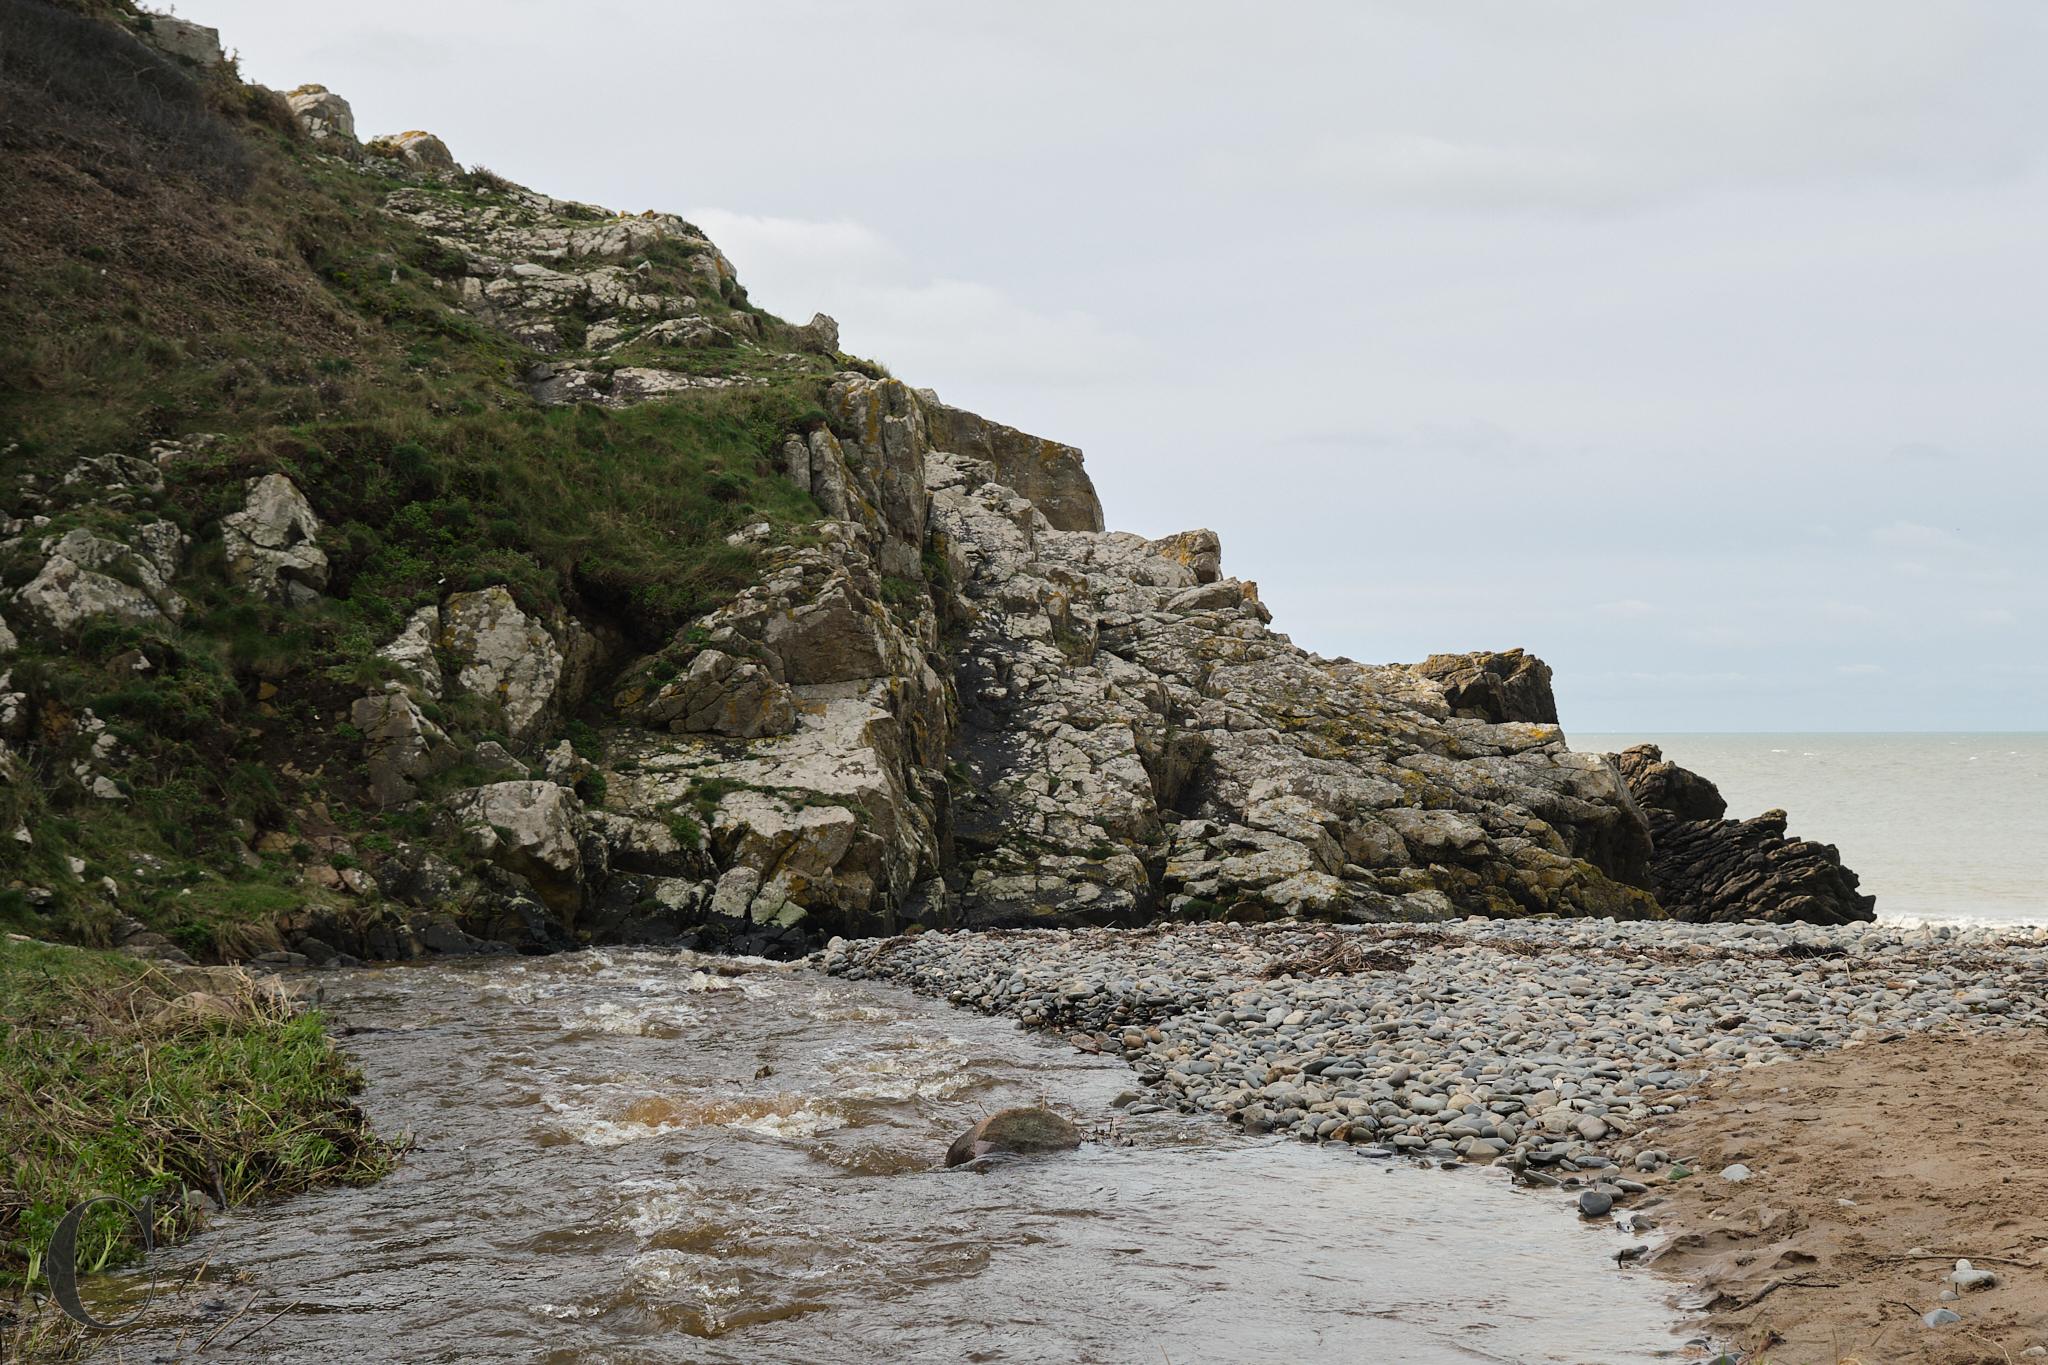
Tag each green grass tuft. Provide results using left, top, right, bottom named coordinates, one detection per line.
left=0, top=936, right=395, bottom=1296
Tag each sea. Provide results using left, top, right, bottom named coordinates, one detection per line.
left=1576, top=733, right=2048, bottom=926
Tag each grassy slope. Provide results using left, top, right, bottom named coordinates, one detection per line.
left=0, top=0, right=833, bottom=954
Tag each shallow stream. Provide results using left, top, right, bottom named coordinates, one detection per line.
left=107, top=949, right=1684, bottom=1363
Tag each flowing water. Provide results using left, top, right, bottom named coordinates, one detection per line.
left=106, top=949, right=1683, bottom=1364
left=1579, top=732, right=2048, bottom=925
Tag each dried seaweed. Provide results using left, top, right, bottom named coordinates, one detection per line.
left=1259, top=932, right=1414, bottom=979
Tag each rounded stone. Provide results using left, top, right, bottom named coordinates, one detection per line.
left=945, top=1107, right=1083, bottom=1167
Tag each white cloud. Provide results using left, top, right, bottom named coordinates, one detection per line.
left=1870, top=520, right=1966, bottom=550
left=1966, top=607, right=2018, bottom=628
left=1686, top=625, right=1761, bottom=650
left=690, top=209, right=1143, bottom=386
left=1595, top=599, right=1656, bottom=619
left=1204, top=2, right=2045, bottom=213
left=1837, top=663, right=1885, bottom=675
left=686, top=212, right=898, bottom=276
left=1618, top=671, right=1753, bottom=684
left=1284, top=134, right=1624, bottom=212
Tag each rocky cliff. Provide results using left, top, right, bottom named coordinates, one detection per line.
left=0, top=1, right=1870, bottom=966
left=1612, top=745, right=1875, bottom=925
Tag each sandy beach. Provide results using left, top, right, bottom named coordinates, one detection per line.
left=1641, top=1030, right=2048, bottom=1363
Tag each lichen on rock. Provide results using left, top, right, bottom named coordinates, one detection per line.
left=286, top=84, right=356, bottom=142
left=14, top=525, right=187, bottom=634
left=366, top=129, right=455, bottom=172
left=221, top=473, right=328, bottom=606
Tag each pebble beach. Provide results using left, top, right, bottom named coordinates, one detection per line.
left=823, top=917, right=2048, bottom=1354
left=820, top=916, right=2048, bottom=1181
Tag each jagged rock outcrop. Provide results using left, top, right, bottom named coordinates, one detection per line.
left=791, top=312, right=840, bottom=355
left=614, top=648, right=796, bottom=739
left=350, top=692, right=457, bottom=807
left=435, top=586, right=600, bottom=747
left=376, top=606, right=444, bottom=701
left=563, top=374, right=959, bottom=944
left=526, top=366, right=756, bottom=407
left=382, top=181, right=741, bottom=356
left=1614, top=745, right=1875, bottom=925
left=928, top=453, right=1655, bottom=925
left=445, top=780, right=587, bottom=920
left=286, top=85, right=356, bottom=142
left=221, top=473, right=328, bottom=606
left=374, top=845, right=565, bottom=955
left=922, top=396, right=1104, bottom=533
left=367, top=130, right=455, bottom=172
left=62, top=453, right=161, bottom=497
left=820, top=374, right=931, bottom=574
left=1146, top=529, right=1223, bottom=584
left=1410, top=648, right=1558, bottom=725
left=139, top=15, right=221, bottom=67
left=442, top=586, right=565, bottom=741
left=1613, top=745, right=1726, bottom=822
left=358, top=588, right=603, bottom=773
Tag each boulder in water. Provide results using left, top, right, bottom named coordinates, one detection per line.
left=944, top=1107, right=1083, bottom=1167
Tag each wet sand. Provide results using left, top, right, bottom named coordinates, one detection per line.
left=1639, top=1031, right=2048, bottom=1362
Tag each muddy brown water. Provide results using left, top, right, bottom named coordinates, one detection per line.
left=103, top=949, right=1686, bottom=1363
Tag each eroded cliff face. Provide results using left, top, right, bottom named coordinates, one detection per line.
left=566, top=378, right=1664, bottom=951
left=0, top=28, right=1870, bottom=966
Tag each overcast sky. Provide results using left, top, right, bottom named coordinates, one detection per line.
left=197, top=1, right=2046, bottom=732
